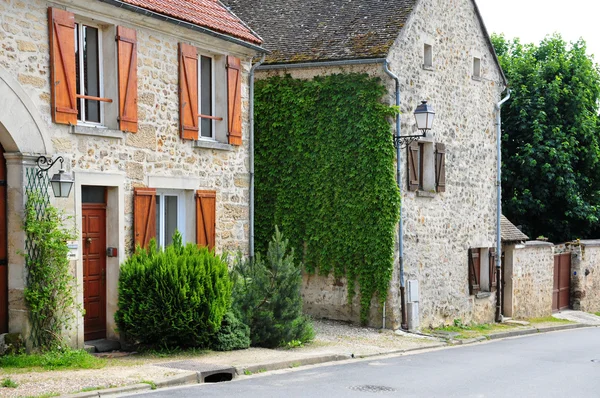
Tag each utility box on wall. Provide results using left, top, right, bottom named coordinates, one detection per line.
left=407, top=280, right=420, bottom=331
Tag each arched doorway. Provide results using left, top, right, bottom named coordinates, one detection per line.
left=0, top=144, right=6, bottom=333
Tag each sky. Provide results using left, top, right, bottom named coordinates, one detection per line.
left=476, top=0, right=600, bottom=64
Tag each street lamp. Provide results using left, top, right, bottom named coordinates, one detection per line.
left=393, top=100, right=436, bottom=148
left=36, top=156, right=74, bottom=198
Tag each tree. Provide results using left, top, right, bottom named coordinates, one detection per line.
left=492, top=34, right=600, bottom=242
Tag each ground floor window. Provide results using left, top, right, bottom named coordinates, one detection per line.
left=155, top=190, right=185, bottom=248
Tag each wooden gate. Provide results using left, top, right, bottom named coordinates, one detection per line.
left=553, top=253, right=571, bottom=312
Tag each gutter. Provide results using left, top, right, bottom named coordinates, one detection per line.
left=383, top=59, right=407, bottom=331
left=249, top=54, right=266, bottom=258
left=256, top=58, right=387, bottom=71
left=96, top=0, right=268, bottom=53
left=495, top=88, right=511, bottom=322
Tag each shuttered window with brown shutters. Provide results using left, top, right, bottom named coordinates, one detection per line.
left=196, top=190, right=216, bottom=250
left=116, top=26, right=138, bottom=133
left=468, top=248, right=481, bottom=295
left=407, top=141, right=420, bottom=191
left=48, top=7, right=78, bottom=125
left=179, top=43, right=199, bottom=140
left=226, top=56, right=242, bottom=146
left=133, top=188, right=157, bottom=249
left=435, top=143, right=446, bottom=192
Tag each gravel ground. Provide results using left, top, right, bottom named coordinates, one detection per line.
left=0, top=320, right=441, bottom=397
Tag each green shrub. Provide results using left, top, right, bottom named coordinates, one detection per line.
left=0, top=349, right=105, bottom=370
left=210, top=312, right=250, bottom=351
left=115, top=231, right=231, bottom=349
left=232, top=228, right=314, bottom=348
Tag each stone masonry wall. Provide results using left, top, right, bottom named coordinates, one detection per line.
left=570, top=241, right=600, bottom=313
left=257, top=0, right=504, bottom=329
left=509, top=241, right=554, bottom=319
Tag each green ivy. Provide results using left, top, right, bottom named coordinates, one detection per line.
left=254, top=73, right=400, bottom=323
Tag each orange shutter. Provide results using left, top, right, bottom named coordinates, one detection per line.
left=226, top=56, right=242, bottom=145
left=117, top=26, right=138, bottom=133
left=133, top=188, right=156, bottom=249
left=48, top=7, right=77, bottom=125
left=196, top=190, right=216, bottom=250
left=179, top=43, right=199, bottom=140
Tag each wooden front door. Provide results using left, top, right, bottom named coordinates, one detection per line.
left=553, top=253, right=571, bottom=312
left=0, top=145, right=7, bottom=333
left=82, top=204, right=107, bottom=340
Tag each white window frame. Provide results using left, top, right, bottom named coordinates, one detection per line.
left=155, top=189, right=186, bottom=248
left=75, top=20, right=105, bottom=126
left=197, top=53, right=216, bottom=140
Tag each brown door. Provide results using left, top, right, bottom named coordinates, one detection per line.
left=553, top=253, right=571, bottom=312
left=0, top=145, right=7, bottom=333
left=82, top=204, right=107, bottom=341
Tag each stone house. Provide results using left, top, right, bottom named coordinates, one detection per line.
left=224, top=0, right=510, bottom=328
left=0, top=0, right=264, bottom=346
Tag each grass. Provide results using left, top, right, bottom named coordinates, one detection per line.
left=528, top=316, right=573, bottom=324
left=595, top=312, right=600, bottom=317
left=22, top=394, right=60, bottom=398
left=429, top=320, right=517, bottom=340
left=141, top=380, right=157, bottom=390
left=0, top=349, right=106, bottom=372
left=79, top=387, right=102, bottom=393
left=1, top=378, right=18, bottom=388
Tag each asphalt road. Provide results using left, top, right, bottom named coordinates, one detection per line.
left=128, top=327, right=600, bottom=398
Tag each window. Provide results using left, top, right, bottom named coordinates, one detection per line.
left=199, top=55, right=215, bottom=139
left=75, top=22, right=103, bottom=124
left=155, top=191, right=185, bottom=248
left=423, top=44, right=433, bottom=69
left=408, top=141, right=445, bottom=192
left=468, top=248, right=497, bottom=295
left=473, top=57, right=481, bottom=79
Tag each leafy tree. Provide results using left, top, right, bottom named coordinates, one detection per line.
left=492, top=34, right=600, bottom=241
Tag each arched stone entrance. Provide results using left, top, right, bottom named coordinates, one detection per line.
left=0, top=66, right=52, bottom=335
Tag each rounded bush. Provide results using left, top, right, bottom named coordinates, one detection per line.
left=210, top=312, right=251, bottom=351
left=115, top=233, right=231, bottom=349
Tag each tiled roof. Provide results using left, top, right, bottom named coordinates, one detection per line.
left=501, top=215, right=529, bottom=243
left=222, top=0, right=417, bottom=64
left=120, top=0, right=262, bottom=45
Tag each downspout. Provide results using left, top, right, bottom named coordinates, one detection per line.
left=249, top=54, right=266, bottom=259
left=383, top=59, right=407, bottom=330
left=495, top=88, right=511, bottom=322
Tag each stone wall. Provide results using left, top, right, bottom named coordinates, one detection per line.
left=1, top=0, right=257, bottom=345
left=257, top=0, right=504, bottom=329
left=504, top=241, right=554, bottom=319
left=570, top=240, right=600, bottom=313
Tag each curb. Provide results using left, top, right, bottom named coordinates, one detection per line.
left=487, top=322, right=590, bottom=340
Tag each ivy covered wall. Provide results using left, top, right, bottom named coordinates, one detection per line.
left=254, top=73, right=400, bottom=322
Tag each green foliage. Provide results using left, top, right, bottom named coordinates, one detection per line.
left=0, top=349, right=105, bottom=371
left=1, top=378, right=18, bottom=388
left=232, top=228, right=314, bottom=348
left=254, top=74, right=400, bottom=323
left=115, top=231, right=232, bottom=349
left=492, top=34, right=600, bottom=241
left=22, top=192, right=79, bottom=351
left=210, top=312, right=251, bottom=351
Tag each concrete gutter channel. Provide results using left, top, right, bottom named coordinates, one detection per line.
left=60, top=323, right=594, bottom=397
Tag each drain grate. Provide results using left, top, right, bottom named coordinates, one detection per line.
left=349, top=385, right=396, bottom=393
left=156, top=361, right=235, bottom=383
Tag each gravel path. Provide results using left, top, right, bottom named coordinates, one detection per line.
left=0, top=320, right=441, bottom=397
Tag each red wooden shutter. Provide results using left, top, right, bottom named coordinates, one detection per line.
left=226, top=56, right=242, bottom=145
left=179, top=43, right=199, bottom=140
left=133, top=188, right=156, bottom=248
left=48, top=7, right=77, bottom=125
left=117, top=26, right=138, bottom=133
left=435, top=142, right=446, bottom=192
left=196, top=190, right=216, bottom=250
left=407, top=141, right=419, bottom=191
left=489, top=248, right=498, bottom=291
left=468, top=248, right=481, bottom=295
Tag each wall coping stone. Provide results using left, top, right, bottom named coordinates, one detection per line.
left=577, top=240, right=600, bottom=247
left=524, top=240, right=554, bottom=247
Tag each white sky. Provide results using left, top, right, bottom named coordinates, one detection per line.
left=476, top=0, right=600, bottom=64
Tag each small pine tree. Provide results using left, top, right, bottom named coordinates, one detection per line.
left=232, top=227, right=314, bottom=348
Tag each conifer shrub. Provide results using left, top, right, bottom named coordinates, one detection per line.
left=115, top=232, right=231, bottom=349
left=209, top=312, right=250, bottom=351
left=232, top=228, right=314, bottom=348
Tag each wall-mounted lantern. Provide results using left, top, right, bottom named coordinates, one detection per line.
left=36, top=156, right=74, bottom=198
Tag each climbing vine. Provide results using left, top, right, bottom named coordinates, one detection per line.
left=254, top=73, right=400, bottom=323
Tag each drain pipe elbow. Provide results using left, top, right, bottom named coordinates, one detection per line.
left=249, top=54, right=266, bottom=259
left=495, top=88, right=511, bottom=322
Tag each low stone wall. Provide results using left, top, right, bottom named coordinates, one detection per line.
left=504, top=241, right=554, bottom=319
left=570, top=240, right=600, bottom=313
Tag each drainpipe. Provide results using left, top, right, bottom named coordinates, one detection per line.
left=495, top=88, right=511, bottom=322
left=383, top=60, right=407, bottom=330
left=249, top=55, right=266, bottom=259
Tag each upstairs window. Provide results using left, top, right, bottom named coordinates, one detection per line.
left=199, top=54, right=215, bottom=139
left=423, top=44, right=433, bottom=69
left=473, top=57, right=481, bottom=79
left=75, top=23, right=102, bottom=124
